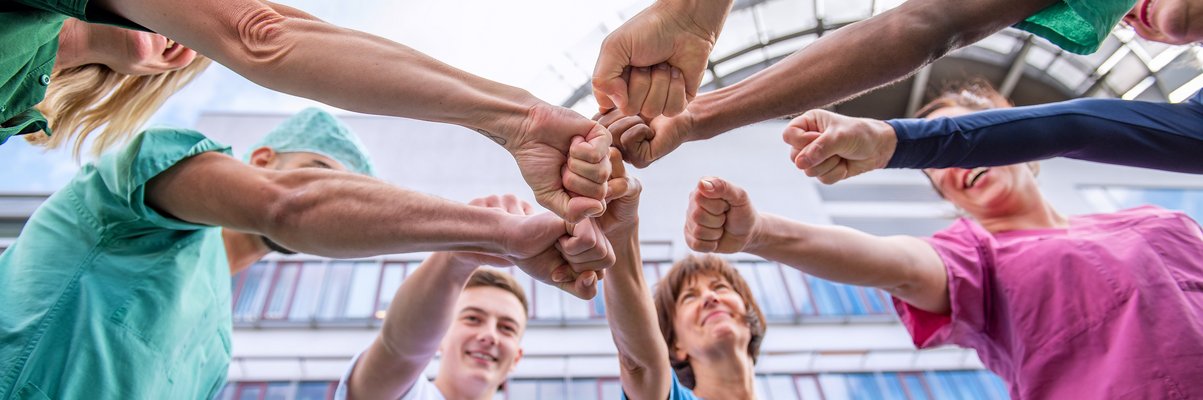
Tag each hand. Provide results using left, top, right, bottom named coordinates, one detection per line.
left=596, top=108, right=695, bottom=169
left=784, top=109, right=898, bottom=184
left=684, top=177, right=759, bottom=254
left=592, top=1, right=732, bottom=117
left=508, top=104, right=614, bottom=223
left=595, top=148, right=642, bottom=236
left=481, top=195, right=602, bottom=300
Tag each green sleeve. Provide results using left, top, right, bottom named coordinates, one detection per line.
left=1014, top=0, right=1137, bottom=55
left=91, top=127, right=232, bottom=231
left=14, top=0, right=146, bottom=30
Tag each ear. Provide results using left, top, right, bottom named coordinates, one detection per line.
left=671, top=341, right=688, bottom=364
left=248, top=147, right=278, bottom=168
left=511, top=347, right=524, bottom=369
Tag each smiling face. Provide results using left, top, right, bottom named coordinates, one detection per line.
left=1123, top=0, right=1203, bottom=44
left=921, top=107, right=1043, bottom=220
left=437, top=286, right=526, bottom=393
left=670, top=273, right=752, bottom=362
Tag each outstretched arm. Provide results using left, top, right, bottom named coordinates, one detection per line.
left=95, top=0, right=611, bottom=222
left=615, top=0, right=1057, bottom=167
left=685, top=176, right=950, bottom=314
left=345, top=252, right=486, bottom=400
left=146, top=152, right=609, bottom=299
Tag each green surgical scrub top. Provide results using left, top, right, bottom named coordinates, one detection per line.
left=1017, top=0, right=1138, bottom=54
left=0, top=0, right=140, bottom=145
left=0, top=128, right=234, bottom=400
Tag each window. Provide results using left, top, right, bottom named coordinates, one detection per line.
left=1081, top=186, right=1203, bottom=221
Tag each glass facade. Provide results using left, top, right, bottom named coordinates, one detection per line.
left=218, top=371, right=1006, bottom=400
left=230, top=257, right=898, bottom=326
left=1081, top=186, right=1203, bottom=221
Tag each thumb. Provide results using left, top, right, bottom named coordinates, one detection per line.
left=696, top=176, right=747, bottom=206
left=592, top=44, right=631, bottom=113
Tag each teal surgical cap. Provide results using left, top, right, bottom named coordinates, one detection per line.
left=247, top=108, right=376, bottom=176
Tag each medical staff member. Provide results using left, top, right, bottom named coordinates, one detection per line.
left=0, top=108, right=607, bottom=399
left=667, top=89, right=1203, bottom=398
left=4, top=0, right=611, bottom=224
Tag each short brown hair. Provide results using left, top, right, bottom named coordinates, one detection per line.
left=913, top=79, right=1012, bottom=118
left=465, top=268, right=529, bottom=320
left=652, top=254, right=766, bottom=389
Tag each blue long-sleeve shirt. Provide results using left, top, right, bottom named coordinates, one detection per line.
left=885, top=89, right=1203, bottom=173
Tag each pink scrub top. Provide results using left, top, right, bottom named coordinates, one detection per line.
left=894, top=206, right=1203, bottom=399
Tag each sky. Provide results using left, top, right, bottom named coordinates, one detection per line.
left=1, top=0, right=649, bottom=192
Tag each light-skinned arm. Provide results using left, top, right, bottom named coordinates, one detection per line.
left=616, top=0, right=1058, bottom=168
left=145, top=152, right=606, bottom=299
left=94, top=0, right=611, bottom=222
left=345, top=196, right=525, bottom=400
left=560, top=141, right=671, bottom=400
left=684, top=176, right=950, bottom=314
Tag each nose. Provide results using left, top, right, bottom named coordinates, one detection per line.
left=475, top=326, right=498, bottom=346
left=701, top=290, right=720, bottom=308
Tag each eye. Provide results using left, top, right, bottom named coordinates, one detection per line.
left=463, top=315, right=482, bottom=324
left=714, top=282, right=731, bottom=292
left=500, top=324, right=518, bottom=335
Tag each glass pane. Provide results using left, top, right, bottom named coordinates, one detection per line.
left=215, top=384, right=234, bottom=400
left=569, top=379, right=597, bottom=400
left=288, top=262, right=328, bottom=321
left=782, top=269, right=816, bottom=315
left=862, top=288, right=890, bottom=314
left=977, top=371, right=1009, bottom=400
left=376, top=262, right=406, bottom=320
left=795, top=376, right=824, bottom=400
left=839, top=284, right=866, bottom=315
left=506, top=381, right=537, bottom=400
left=846, top=373, right=885, bottom=400
left=264, top=382, right=292, bottom=400
left=534, top=281, right=563, bottom=320
left=808, top=278, right=847, bottom=315
left=295, top=382, right=332, bottom=400
left=600, top=379, right=623, bottom=400
left=875, top=373, right=906, bottom=400
left=754, top=263, right=796, bottom=319
left=562, top=293, right=591, bottom=320
left=900, top=374, right=932, bottom=400
left=233, top=262, right=272, bottom=322
left=343, top=262, right=380, bottom=319
left=236, top=384, right=264, bottom=400
left=537, top=380, right=566, bottom=399
left=263, top=263, right=301, bottom=320
left=765, top=375, right=799, bottom=400
left=317, top=262, right=355, bottom=320
left=818, top=374, right=850, bottom=400
left=643, top=263, right=662, bottom=293
left=591, top=281, right=607, bottom=318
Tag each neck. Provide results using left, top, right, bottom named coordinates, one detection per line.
left=689, top=347, right=757, bottom=400
left=434, top=377, right=497, bottom=400
left=221, top=229, right=271, bottom=274
left=976, top=196, right=1068, bottom=234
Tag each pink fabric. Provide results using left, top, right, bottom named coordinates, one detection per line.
left=894, top=206, right=1203, bottom=399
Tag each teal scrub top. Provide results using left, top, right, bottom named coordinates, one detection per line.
left=0, top=0, right=141, bottom=145
left=1016, top=0, right=1138, bottom=55
left=621, top=373, right=703, bottom=400
left=0, top=128, right=234, bottom=400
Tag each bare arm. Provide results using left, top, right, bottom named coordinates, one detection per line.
left=347, top=252, right=480, bottom=400
left=605, top=234, right=672, bottom=400
left=145, top=152, right=544, bottom=258
left=686, top=0, right=1057, bottom=139
left=96, top=0, right=613, bottom=223
left=684, top=177, right=949, bottom=314
left=748, top=214, right=949, bottom=313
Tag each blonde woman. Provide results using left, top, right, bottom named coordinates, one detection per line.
left=4, top=0, right=612, bottom=224
left=3, top=16, right=209, bottom=156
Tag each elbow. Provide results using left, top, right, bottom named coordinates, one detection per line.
left=258, top=174, right=322, bottom=247
left=228, top=6, right=297, bottom=69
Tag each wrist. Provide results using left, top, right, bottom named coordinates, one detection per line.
left=742, top=213, right=774, bottom=254
left=658, top=0, right=734, bottom=36
left=870, top=119, right=899, bottom=169
left=468, top=90, right=543, bottom=152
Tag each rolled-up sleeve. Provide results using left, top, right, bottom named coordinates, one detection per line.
left=893, top=219, right=994, bottom=348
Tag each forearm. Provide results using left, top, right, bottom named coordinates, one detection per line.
left=252, top=171, right=520, bottom=258
left=747, top=214, right=947, bottom=313
left=605, top=232, right=671, bottom=400
left=103, top=0, right=540, bottom=142
left=887, top=96, right=1203, bottom=173
left=353, top=253, right=477, bottom=399
left=658, top=0, right=734, bottom=38
left=686, top=0, right=1050, bottom=139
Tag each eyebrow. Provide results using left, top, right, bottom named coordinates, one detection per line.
left=308, top=160, right=334, bottom=170
left=460, top=306, right=521, bottom=326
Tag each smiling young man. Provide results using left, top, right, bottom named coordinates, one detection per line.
left=336, top=195, right=544, bottom=400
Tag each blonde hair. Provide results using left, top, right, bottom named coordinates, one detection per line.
left=29, top=56, right=212, bottom=158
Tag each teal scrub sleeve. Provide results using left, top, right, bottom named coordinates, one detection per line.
left=1015, top=0, right=1137, bottom=55
left=94, top=127, right=232, bottom=231
left=14, top=0, right=146, bottom=30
